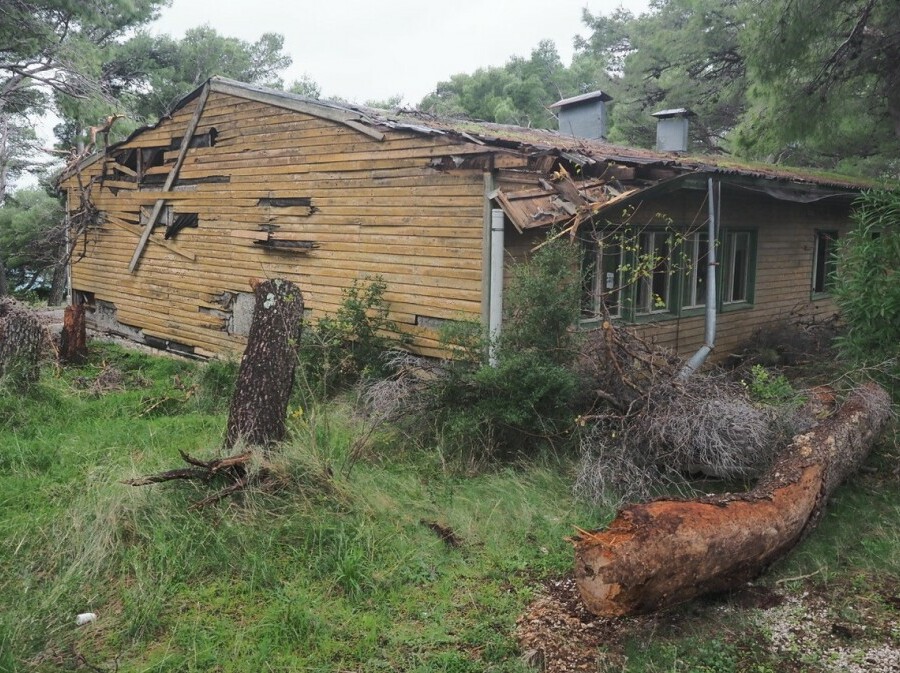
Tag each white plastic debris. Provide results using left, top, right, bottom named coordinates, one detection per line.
left=75, top=612, right=97, bottom=626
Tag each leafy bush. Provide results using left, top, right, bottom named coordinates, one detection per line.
left=421, top=239, right=584, bottom=463
left=744, top=364, right=799, bottom=405
left=832, top=190, right=900, bottom=396
left=299, top=276, right=401, bottom=396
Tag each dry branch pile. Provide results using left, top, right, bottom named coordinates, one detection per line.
left=574, top=323, right=785, bottom=505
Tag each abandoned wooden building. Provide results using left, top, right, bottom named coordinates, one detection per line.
left=58, top=77, right=868, bottom=360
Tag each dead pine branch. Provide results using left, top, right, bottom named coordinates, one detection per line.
left=573, top=382, right=891, bottom=617
left=125, top=279, right=304, bottom=508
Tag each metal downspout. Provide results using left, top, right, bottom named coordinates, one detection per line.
left=678, top=177, right=719, bottom=379
left=488, top=208, right=505, bottom=365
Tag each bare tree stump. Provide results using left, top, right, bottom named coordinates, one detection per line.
left=225, top=278, right=304, bottom=449
left=0, top=298, right=47, bottom=386
left=59, top=304, right=88, bottom=365
left=573, top=382, right=891, bottom=617
left=125, top=279, right=305, bottom=508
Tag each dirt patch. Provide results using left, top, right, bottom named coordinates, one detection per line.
left=516, top=575, right=900, bottom=672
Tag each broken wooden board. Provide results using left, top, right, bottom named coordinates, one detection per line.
left=128, top=83, right=211, bottom=273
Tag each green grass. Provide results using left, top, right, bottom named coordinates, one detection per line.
left=0, top=342, right=897, bottom=672
left=0, top=343, right=603, bottom=672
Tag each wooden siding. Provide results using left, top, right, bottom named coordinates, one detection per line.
left=62, top=91, right=488, bottom=358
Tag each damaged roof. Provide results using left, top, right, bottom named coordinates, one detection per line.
left=62, top=76, right=878, bottom=202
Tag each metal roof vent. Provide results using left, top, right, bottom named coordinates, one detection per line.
left=550, top=91, right=612, bottom=141
left=651, top=108, right=695, bottom=153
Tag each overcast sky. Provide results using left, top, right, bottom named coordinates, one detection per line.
left=150, top=0, right=652, bottom=105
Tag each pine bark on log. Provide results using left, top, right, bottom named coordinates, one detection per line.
left=0, top=298, right=46, bottom=386
left=573, top=382, right=891, bottom=617
left=59, top=304, right=87, bottom=365
left=225, top=278, right=304, bottom=450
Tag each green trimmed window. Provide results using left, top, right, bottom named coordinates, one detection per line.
left=635, top=231, right=674, bottom=315
left=581, top=227, right=756, bottom=322
left=682, top=231, right=710, bottom=309
left=722, top=231, right=754, bottom=305
left=812, top=230, right=838, bottom=295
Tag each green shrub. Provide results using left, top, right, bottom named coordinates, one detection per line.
left=424, top=238, right=584, bottom=463
left=744, top=364, right=799, bottom=405
left=832, top=190, right=900, bottom=396
left=299, top=276, right=401, bottom=396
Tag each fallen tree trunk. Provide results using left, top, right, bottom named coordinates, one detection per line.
left=573, top=382, right=891, bottom=617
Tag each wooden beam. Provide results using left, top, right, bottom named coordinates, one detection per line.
left=106, top=216, right=197, bottom=261
left=128, top=83, right=211, bottom=273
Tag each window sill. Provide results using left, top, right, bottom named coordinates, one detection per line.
left=810, top=291, right=832, bottom=301
left=631, top=311, right=679, bottom=324
left=678, top=307, right=707, bottom=319
left=720, top=301, right=754, bottom=314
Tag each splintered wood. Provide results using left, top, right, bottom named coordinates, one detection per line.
left=573, top=383, right=891, bottom=616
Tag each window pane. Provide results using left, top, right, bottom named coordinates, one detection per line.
left=600, top=241, right=622, bottom=317
left=581, top=237, right=623, bottom=318
left=683, top=233, right=709, bottom=308
left=581, top=243, right=598, bottom=318
left=813, top=231, right=837, bottom=293
left=637, top=232, right=671, bottom=314
left=725, top=232, right=751, bottom=304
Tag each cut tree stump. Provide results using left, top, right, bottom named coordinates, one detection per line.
left=225, top=278, right=304, bottom=449
left=0, top=298, right=47, bottom=386
left=573, top=382, right=891, bottom=617
left=124, top=278, right=304, bottom=508
left=59, top=304, right=88, bottom=365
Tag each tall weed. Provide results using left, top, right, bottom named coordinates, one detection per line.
left=832, top=190, right=900, bottom=397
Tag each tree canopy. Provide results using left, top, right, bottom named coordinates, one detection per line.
left=417, top=0, right=900, bottom=179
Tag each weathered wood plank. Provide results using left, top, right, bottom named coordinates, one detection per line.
left=129, top=84, right=211, bottom=273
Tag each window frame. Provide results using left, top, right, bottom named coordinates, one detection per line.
left=720, top=230, right=756, bottom=309
left=581, top=225, right=757, bottom=324
left=812, top=229, right=838, bottom=297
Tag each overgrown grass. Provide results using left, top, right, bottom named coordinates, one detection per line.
left=0, top=342, right=602, bottom=672
left=1, top=342, right=897, bottom=672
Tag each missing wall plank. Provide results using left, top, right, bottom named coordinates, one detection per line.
left=257, top=197, right=313, bottom=207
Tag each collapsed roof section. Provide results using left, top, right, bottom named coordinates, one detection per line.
left=59, top=76, right=872, bottom=231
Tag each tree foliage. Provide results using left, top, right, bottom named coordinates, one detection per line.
left=0, top=186, right=65, bottom=299
left=738, top=0, right=900, bottom=174
left=593, top=0, right=750, bottom=153
left=420, top=41, right=595, bottom=128
left=417, top=0, right=900, bottom=178
left=115, top=27, right=292, bottom=121
left=0, top=0, right=168, bottom=197
left=53, top=26, right=294, bottom=152
left=832, top=190, right=900, bottom=395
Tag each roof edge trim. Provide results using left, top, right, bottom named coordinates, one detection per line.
left=209, top=78, right=385, bottom=141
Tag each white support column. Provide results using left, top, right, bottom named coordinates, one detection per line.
left=488, top=208, right=505, bottom=365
